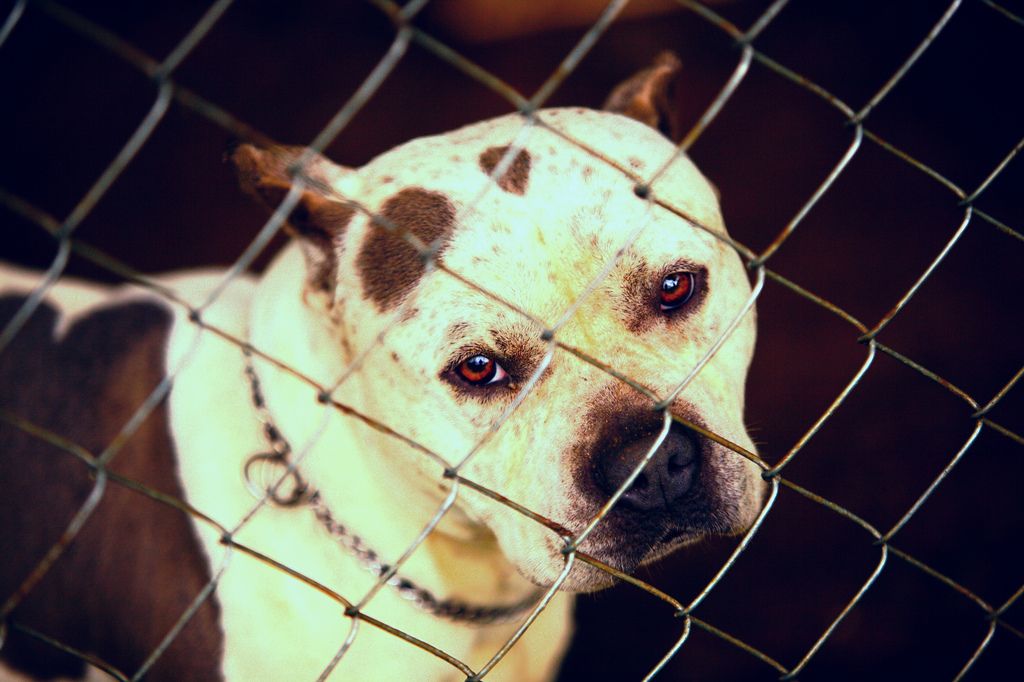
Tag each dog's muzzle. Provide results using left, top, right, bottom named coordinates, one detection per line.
left=579, top=399, right=721, bottom=536
left=564, top=390, right=756, bottom=584
left=595, top=424, right=700, bottom=512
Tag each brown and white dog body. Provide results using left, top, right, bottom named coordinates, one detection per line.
left=1, top=57, right=764, bottom=681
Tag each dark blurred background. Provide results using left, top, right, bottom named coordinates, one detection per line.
left=1, top=0, right=1022, bottom=679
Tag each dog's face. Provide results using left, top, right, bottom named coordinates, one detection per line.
left=233, top=71, right=765, bottom=592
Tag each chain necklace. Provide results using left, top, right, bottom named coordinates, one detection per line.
left=241, top=350, right=544, bottom=625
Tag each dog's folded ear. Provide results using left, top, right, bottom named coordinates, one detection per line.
left=229, top=143, right=356, bottom=292
left=602, top=51, right=682, bottom=142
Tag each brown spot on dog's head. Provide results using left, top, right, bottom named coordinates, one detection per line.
left=479, top=145, right=532, bottom=195
left=357, top=188, right=456, bottom=311
left=230, top=143, right=354, bottom=291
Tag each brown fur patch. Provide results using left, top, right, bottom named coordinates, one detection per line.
left=0, top=297, right=223, bottom=680
left=357, top=188, right=456, bottom=312
left=478, top=145, right=532, bottom=195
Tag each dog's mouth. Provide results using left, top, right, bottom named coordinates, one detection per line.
left=574, top=488, right=734, bottom=574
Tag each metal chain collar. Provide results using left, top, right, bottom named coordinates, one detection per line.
left=241, top=350, right=544, bottom=625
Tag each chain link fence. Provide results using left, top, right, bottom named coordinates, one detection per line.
left=1, top=0, right=1022, bottom=679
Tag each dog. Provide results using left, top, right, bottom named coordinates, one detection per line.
left=0, top=53, right=765, bottom=681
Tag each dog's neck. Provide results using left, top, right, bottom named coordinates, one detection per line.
left=246, top=245, right=543, bottom=622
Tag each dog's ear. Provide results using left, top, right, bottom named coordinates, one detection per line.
left=602, top=51, right=682, bottom=142
left=229, top=143, right=356, bottom=292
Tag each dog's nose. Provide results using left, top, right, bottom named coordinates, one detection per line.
left=596, top=426, right=700, bottom=512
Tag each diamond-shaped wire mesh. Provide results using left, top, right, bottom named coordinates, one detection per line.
left=1, top=0, right=1022, bottom=680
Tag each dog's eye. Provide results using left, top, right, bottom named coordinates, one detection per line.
left=456, top=354, right=508, bottom=386
left=659, top=272, right=695, bottom=311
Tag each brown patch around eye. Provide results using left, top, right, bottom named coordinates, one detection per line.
left=478, top=145, right=531, bottom=195
left=441, top=323, right=550, bottom=403
left=357, top=188, right=456, bottom=312
left=619, top=260, right=706, bottom=333
left=620, top=261, right=655, bottom=333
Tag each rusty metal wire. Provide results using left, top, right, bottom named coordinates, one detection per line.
left=1, top=0, right=1022, bottom=680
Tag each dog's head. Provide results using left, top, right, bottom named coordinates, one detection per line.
left=231, top=54, right=766, bottom=591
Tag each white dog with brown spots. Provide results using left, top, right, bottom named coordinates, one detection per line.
left=0, top=54, right=764, bottom=681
